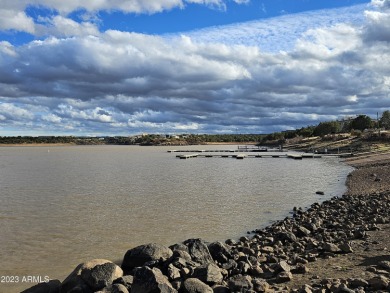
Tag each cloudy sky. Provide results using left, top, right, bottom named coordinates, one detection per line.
left=0, top=0, right=389, bottom=136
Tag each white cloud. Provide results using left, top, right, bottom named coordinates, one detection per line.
left=42, top=113, right=62, bottom=123
left=36, top=15, right=100, bottom=38
left=0, top=1, right=389, bottom=135
left=178, top=4, right=367, bottom=52
left=0, top=9, right=36, bottom=33
left=0, top=103, right=34, bottom=120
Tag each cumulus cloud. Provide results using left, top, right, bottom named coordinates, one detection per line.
left=0, top=1, right=389, bottom=135
left=0, top=9, right=36, bottom=34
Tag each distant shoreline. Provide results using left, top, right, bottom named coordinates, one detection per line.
left=0, top=142, right=257, bottom=147
left=0, top=143, right=77, bottom=147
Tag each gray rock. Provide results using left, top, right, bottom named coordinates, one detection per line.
left=347, top=278, right=369, bottom=288
left=207, top=241, right=232, bottom=264
left=379, top=260, right=390, bottom=271
left=122, top=243, right=173, bottom=271
left=167, top=264, right=181, bottom=281
left=368, top=275, right=389, bottom=290
left=172, top=250, right=193, bottom=262
left=296, top=226, right=311, bottom=237
left=99, top=283, right=129, bottom=293
left=227, top=275, right=253, bottom=292
left=212, top=285, right=230, bottom=293
left=183, top=239, right=214, bottom=265
left=260, top=246, right=274, bottom=254
left=274, top=261, right=291, bottom=273
left=131, top=267, right=177, bottom=293
left=339, top=242, right=353, bottom=253
left=291, top=264, right=309, bottom=274
left=275, top=271, right=293, bottom=283
left=181, top=278, right=213, bottom=293
left=275, top=232, right=297, bottom=243
left=61, top=259, right=123, bottom=292
left=114, top=275, right=133, bottom=290
left=192, top=263, right=223, bottom=285
left=299, top=284, right=313, bottom=293
left=251, top=278, right=270, bottom=292
left=21, top=280, right=61, bottom=293
left=323, top=242, right=340, bottom=253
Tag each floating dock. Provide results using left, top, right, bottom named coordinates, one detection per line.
left=176, top=153, right=327, bottom=159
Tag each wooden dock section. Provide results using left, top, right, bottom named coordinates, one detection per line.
left=178, top=154, right=199, bottom=159
left=175, top=152, right=327, bottom=160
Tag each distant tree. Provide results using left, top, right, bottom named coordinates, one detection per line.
left=313, top=121, right=340, bottom=137
left=380, top=110, right=390, bottom=130
left=297, top=126, right=315, bottom=137
left=350, top=115, right=373, bottom=131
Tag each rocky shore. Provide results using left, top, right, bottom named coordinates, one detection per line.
left=23, top=158, right=390, bottom=293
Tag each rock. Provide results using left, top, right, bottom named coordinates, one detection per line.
left=221, top=259, right=237, bottom=271
left=276, top=271, right=293, bottom=283
left=170, top=244, right=189, bottom=253
left=113, top=275, right=133, bottom=290
left=323, top=242, right=340, bottom=253
left=368, top=275, right=389, bottom=290
left=339, top=242, right=353, bottom=253
left=291, top=264, right=309, bottom=274
left=251, top=279, right=270, bottom=292
left=183, top=239, right=214, bottom=265
left=348, top=278, right=369, bottom=288
left=379, top=260, right=390, bottom=271
left=21, top=280, right=61, bottom=293
left=249, top=266, right=264, bottom=277
left=275, top=232, right=297, bottom=243
left=225, top=239, right=237, bottom=246
left=274, top=261, right=291, bottom=273
left=99, top=283, right=129, bottom=293
left=207, top=241, right=232, bottom=264
left=296, top=226, right=311, bottom=237
left=192, top=263, right=223, bottom=285
left=237, top=261, right=250, bottom=274
left=181, top=278, right=213, bottom=293
left=172, top=250, right=193, bottom=263
left=212, top=285, right=230, bottom=293
left=131, top=267, right=177, bottom=293
left=122, top=243, right=173, bottom=271
left=167, top=264, right=181, bottom=281
left=61, top=259, right=123, bottom=292
left=227, top=275, right=253, bottom=292
left=260, top=246, right=274, bottom=254
left=316, top=191, right=325, bottom=195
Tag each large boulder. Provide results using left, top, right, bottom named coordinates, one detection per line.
left=60, top=259, right=123, bottom=292
left=122, top=243, right=173, bottom=271
left=183, top=239, right=214, bottom=265
left=131, top=267, right=177, bottom=293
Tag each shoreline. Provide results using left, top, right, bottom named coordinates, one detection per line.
left=21, top=152, right=390, bottom=293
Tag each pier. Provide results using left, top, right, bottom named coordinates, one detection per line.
left=176, top=153, right=325, bottom=159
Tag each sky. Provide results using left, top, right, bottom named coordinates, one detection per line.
left=0, top=0, right=389, bottom=136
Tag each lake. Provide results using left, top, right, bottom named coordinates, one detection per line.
left=0, top=145, right=353, bottom=292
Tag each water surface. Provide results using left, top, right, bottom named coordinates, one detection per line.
left=0, top=145, right=353, bottom=292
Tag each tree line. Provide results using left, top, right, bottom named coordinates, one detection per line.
left=1, top=111, right=389, bottom=145
left=260, top=111, right=390, bottom=144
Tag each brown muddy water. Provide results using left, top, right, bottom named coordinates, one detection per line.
left=0, top=145, right=353, bottom=292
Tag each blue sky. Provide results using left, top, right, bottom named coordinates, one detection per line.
left=0, top=0, right=389, bottom=136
